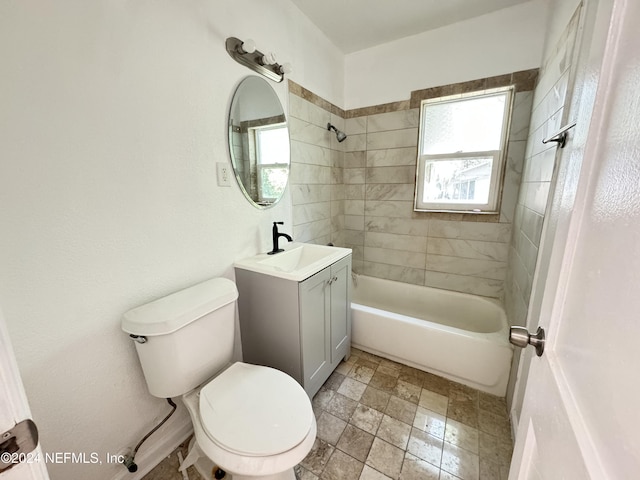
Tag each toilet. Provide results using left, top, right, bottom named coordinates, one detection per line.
left=121, top=278, right=316, bottom=480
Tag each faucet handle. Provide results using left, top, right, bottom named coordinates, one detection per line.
left=274, top=221, right=284, bottom=226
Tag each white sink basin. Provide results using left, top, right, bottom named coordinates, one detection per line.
left=234, top=243, right=352, bottom=281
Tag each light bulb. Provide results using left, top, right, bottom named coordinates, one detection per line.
left=239, top=38, right=256, bottom=54
left=278, top=63, right=293, bottom=75
left=261, top=52, right=277, bottom=65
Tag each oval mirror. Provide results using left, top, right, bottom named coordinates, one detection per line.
left=228, top=76, right=290, bottom=208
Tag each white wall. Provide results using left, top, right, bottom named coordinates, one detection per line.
left=344, top=1, right=548, bottom=109
left=0, top=1, right=342, bottom=479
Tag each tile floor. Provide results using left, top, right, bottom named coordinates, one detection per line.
left=143, top=348, right=513, bottom=480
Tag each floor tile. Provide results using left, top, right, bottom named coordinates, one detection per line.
left=326, top=393, right=359, bottom=422
left=369, top=370, right=398, bottom=393
left=349, top=364, right=376, bottom=384
left=377, top=364, right=401, bottom=378
left=312, top=387, right=335, bottom=411
left=399, top=452, right=440, bottom=480
left=350, top=403, right=384, bottom=435
left=447, top=399, right=478, bottom=428
left=406, top=427, right=443, bottom=467
left=337, top=424, right=375, bottom=462
left=376, top=414, right=412, bottom=449
left=419, top=388, right=449, bottom=416
left=336, top=361, right=355, bottom=375
left=392, top=379, right=422, bottom=404
left=477, top=410, right=511, bottom=438
left=324, top=371, right=346, bottom=391
left=478, top=392, right=508, bottom=418
left=441, top=442, right=480, bottom=480
left=366, top=437, right=405, bottom=479
left=295, top=464, right=319, bottom=479
left=444, top=419, right=479, bottom=454
left=317, top=411, right=348, bottom=444
left=322, top=450, right=364, bottom=480
left=339, top=377, right=368, bottom=401
left=360, top=385, right=391, bottom=412
left=421, top=372, right=451, bottom=396
left=359, top=465, right=392, bottom=479
left=398, top=365, right=427, bottom=388
left=356, top=357, right=381, bottom=371
left=413, top=406, right=446, bottom=439
left=301, top=438, right=335, bottom=476
left=385, top=395, right=418, bottom=425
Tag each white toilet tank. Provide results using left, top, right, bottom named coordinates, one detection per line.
left=122, top=278, right=238, bottom=398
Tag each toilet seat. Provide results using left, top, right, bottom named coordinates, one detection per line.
left=198, top=362, right=313, bottom=457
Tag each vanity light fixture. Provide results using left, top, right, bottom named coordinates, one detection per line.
left=225, top=37, right=292, bottom=83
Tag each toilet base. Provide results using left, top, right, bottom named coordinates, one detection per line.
left=180, top=436, right=296, bottom=480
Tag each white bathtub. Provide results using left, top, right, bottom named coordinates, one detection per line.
left=351, top=275, right=513, bottom=396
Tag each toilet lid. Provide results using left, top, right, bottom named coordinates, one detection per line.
left=199, top=362, right=313, bottom=457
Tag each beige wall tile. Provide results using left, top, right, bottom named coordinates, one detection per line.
left=367, top=147, right=417, bottom=167
left=367, top=128, right=418, bottom=150
left=364, top=246, right=426, bottom=269
left=290, top=163, right=332, bottom=185
left=427, top=238, right=509, bottom=262
left=345, top=116, right=367, bottom=135
left=366, top=166, right=416, bottom=184
left=425, top=254, right=506, bottom=281
left=429, top=220, right=511, bottom=243
left=362, top=262, right=425, bottom=286
left=289, top=94, right=330, bottom=127
left=365, top=216, right=430, bottom=236
left=365, top=184, right=415, bottom=202
left=344, top=151, right=366, bottom=168
left=289, top=117, right=331, bottom=147
left=367, top=109, right=419, bottom=133
left=424, top=271, right=503, bottom=299
left=345, top=133, right=366, bottom=152
left=364, top=200, right=414, bottom=218
left=291, top=140, right=332, bottom=166
left=365, top=231, right=427, bottom=253
left=291, top=185, right=331, bottom=205
left=344, top=168, right=366, bottom=184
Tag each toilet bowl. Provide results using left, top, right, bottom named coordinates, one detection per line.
left=121, top=278, right=316, bottom=479
left=180, top=362, right=316, bottom=479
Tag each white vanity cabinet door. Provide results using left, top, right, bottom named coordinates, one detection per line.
left=299, top=267, right=332, bottom=397
left=329, top=255, right=351, bottom=364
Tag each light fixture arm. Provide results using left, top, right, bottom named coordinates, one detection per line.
left=225, top=37, right=291, bottom=83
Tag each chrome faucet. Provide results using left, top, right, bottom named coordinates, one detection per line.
left=268, top=222, right=292, bottom=255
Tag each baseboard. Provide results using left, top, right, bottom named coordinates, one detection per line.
left=510, top=407, right=519, bottom=441
left=111, top=419, right=193, bottom=480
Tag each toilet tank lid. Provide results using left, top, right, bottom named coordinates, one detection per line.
left=121, top=278, right=238, bottom=336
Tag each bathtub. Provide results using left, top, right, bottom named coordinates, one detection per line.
left=351, top=275, right=513, bottom=396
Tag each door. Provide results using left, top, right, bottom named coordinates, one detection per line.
left=300, top=267, right=331, bottom=395
left=0, top=307, right=49, bottom=480
left=510, top=0, right=640, bottom=478
left=329, top=255, right=351, bottom=363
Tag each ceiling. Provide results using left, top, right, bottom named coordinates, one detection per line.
left=290, top=0, right=532, bottom=53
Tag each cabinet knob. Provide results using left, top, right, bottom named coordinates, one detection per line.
left=327, top=276, right=338, bottom=285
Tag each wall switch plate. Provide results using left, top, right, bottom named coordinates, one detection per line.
left=216, top=162, right=231, bottom=187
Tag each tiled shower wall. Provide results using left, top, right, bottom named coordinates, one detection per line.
left=288, top=72, right=536, bottom=299
left=340, top=73, right=536, bottom=299
left=504, top=6, right=582, bottom=407
left=288, top=82, right=345, bottom=246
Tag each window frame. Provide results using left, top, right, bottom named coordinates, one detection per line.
left=414, top=86, right=514, bottom=214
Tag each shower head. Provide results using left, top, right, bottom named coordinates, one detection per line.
left=327, top=123, right=347, bottom=143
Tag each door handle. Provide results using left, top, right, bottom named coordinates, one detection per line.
left=509, top=326, right=545, bottom=357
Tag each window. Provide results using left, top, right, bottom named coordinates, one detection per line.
left=415, top=87, right=513, bottom=213
left=253, top=123, right=290, bottom=203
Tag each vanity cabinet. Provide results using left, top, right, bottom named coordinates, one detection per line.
left=235, top=254, right=351, bottom=398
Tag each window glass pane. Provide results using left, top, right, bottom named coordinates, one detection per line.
left=422, top=93, right=507, bottom=155
left=256, top=126, right=290, bottom=165
left=422, top=157, right=493, bottom=204
left=259, top=166, right=288, bottom=200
